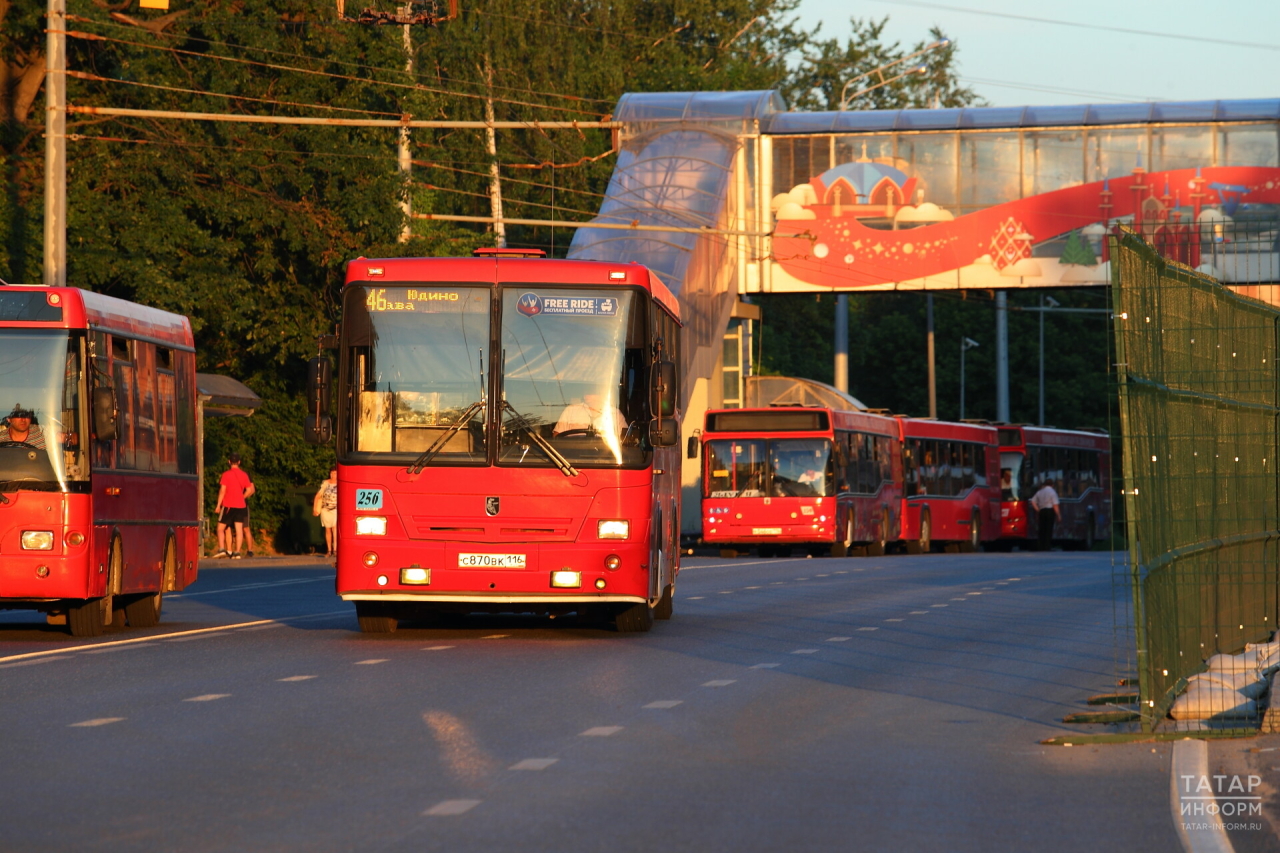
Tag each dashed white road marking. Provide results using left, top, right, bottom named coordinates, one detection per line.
left=931, top=604, right=949, bottom=608
left=815, top=574, right=829, bottom=578
left=792, top=649, right=818, bottom=655
left=770, top=582, right=785, bottom=585
left=834, top=570, right=849, bottom=574
left=909, top=611, right=929, bottom=615
left=967, top=592, right=983, bottom=596
left=183, top=694, right=231, bottom=702
left=580, top=726, right=623, bottom=737
left=796, top=577, right=810, bottom=581
left=702, top=679, right=737, bottom=687
left=687, top=596, right=705, bottom=600
left=750, top=663, right=780, bottom=669
left=718, top=590, right=734, bottom=594
left=278, top=675, right=317, bottom=682
left=744, top=586, right=762, bottom=589
left=643, top=700, right=683, bottom=709
left=422, top=645, right=455, bottom=651
left=355, top=659, right=388, bottom=665
left=951, top=598, right=967, bottom=602
left=857, top=627, right=879, bottom=632
left=510, top=758, right=558, bottom=770
left=424, top=800, right=481, bottom=816
left=885, top=618, right=904, bottom=622
left=69, top=717, right=124, bottom=727
left=827, top=636, right=851, bottom=642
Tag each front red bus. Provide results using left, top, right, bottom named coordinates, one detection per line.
left=698, top=407, right=902, bottom=557
left=0, top=287, right=200, bottom=636
left=310, top=252, right=682, bottom=633
left=996, top=425, right=1111, bottom=549
left=898, top=418, right=1001, bottom=553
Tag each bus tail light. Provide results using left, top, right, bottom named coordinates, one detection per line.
left=65, top=531, right=85, bottom=547
left=604, top=554, right=621, bottom=571
left=362, top=551, right=379, bottom=567
left=597, top=520, right=629, bottom=539
left=355, top=516, right=387, bottom=536
left=400, top=567, right=430, bottom=585
left=21, top=531, right=54, bottom=550
left=551, top=571, right=581, bottom=588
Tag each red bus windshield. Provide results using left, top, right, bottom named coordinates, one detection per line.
left=704, top=437, right=834, bottom=498
left=0, top=330, right=87, bottom=493
left=341, top=284, right=653, bottom=469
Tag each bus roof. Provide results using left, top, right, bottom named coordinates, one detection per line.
left=898, top=417, right=998, bottom=444
left=998, top=424, right=1109, bottom=450
left=704, top=406, right=897, bottom=436
left=0, top=287, right=193, bottom=351
left=345, top=256, right=680, bottom=322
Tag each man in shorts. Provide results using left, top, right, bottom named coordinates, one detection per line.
left=214, top=453, right=255, bottom=558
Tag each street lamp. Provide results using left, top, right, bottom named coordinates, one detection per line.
left=1039, top=295, right=1060, bottom=425
left=837, top=39, right=951, bottom=111
left=960, top=337, right=979, bottom=420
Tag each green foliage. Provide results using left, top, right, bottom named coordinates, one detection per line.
left=3, top=0, right=976, bottom=548
left=1060, top=229, right=1098, bottom=266
left=757, top=288, right=1115, bottom=430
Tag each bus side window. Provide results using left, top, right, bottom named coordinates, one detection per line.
left=174, top=351, right=197, bottom=475
left=973, top=444, right=987, bottom=487
left=155, top=346, right=178, bottom=474
left=134, top=341, right=158, bottom=472
left=112, top=336, right=137, bottom=470
left=91, top=332, right=113, bottom=469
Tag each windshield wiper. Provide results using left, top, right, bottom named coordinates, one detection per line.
left=407, top=401, right=484, bottom=474
left=501, top=402, right=578, bottom=478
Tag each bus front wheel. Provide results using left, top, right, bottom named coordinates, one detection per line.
left=355, top=602, right=398, bottom=634
left=907, top=511, right=932, bottom=555
left=614, top=601, right=654, bottom=633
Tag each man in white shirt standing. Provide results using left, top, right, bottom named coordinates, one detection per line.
left=1030, top=480, right=1061, bottom=551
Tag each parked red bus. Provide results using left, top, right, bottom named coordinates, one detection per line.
left=996, top=425, right=1111, bottom=549
left=0, top=287, right=200, bottom=636
left=698, top=407, right=902, bottom=556
left=308, top=250, right=682, bottom=633
left=899, top=418, right=1001, bottom=553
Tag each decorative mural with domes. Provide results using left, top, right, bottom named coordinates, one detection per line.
left=764, top=102, right=1280, bottom=293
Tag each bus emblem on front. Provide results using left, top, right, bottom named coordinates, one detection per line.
left=485, top=497, right=500, bottom=516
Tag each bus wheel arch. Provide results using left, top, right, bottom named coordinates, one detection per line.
left=124, top=533, right=173, bottom=628
left=67, top=532, right=122, bottom=637
left=967, top=507, right=981, bottom=552
left=908, top=508, right=932, bottom=555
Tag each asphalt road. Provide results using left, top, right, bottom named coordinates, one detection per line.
left=2, top=550, right=1277, bottom=852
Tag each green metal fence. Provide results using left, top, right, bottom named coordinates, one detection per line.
left=1111, top=229, right=1280, bottom=729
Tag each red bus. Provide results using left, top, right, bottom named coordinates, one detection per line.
left=0, top=287, right=200, bottom=636
left=996, top=425, right=1111, bottom=549
left=899, top=418, right=1001, bottom=553
left=307, top=250, right=682, bottom=633
left=698, top=407, right=902, bottom=556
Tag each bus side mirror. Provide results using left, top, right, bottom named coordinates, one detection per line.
left=649, top=418, right=678, bottom=447
left=652, top=361, right=676, bottom=418
left=304, top=414, right=333, bottom=445
left=93, top=386, right=117, bottom=441
left=304, top=357, right=333, bottom=445
left=687, top=436, right=699, bottom=459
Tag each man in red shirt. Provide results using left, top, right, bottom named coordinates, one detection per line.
left=214, top=453, right=255, bottom=558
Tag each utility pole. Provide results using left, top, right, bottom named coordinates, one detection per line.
left=1038, top=294, right=1060, bottom=425
left=834, top=293, right=848, bottom=392
left=926, top=295, right=937, bottom=418
left=960, top=337, right=979, bottom=420
left=995, top=290, right=1009, bottom=422
left=397, top=5, right=412, bottom=242
left=483, top=54, right=506, bottom=248
left=44, top=0, right=67, bottom=287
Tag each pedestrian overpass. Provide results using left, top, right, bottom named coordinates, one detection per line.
left=564, top=91, right=1280, bottom=533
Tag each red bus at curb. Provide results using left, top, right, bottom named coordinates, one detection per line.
left=996, top=425, right=1111, bottom=550
left=0, top=287, right=199, bottom=636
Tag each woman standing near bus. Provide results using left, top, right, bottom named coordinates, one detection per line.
left=313, top=466, right=338, bottom=558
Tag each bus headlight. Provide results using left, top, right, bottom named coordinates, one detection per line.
left=597, top=520, right=629, bottom=539
left=355, top=516, right=387, bottom=536
left=21, top=531, right=54, bottom=550
left=551, top=571, right=582, bottom=588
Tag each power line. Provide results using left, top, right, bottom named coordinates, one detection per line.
left=67, top=14, right=617, bottom=108
left=862, top=0, right=1280, bottom=52
left=957, top=76, right=1161, bottom=104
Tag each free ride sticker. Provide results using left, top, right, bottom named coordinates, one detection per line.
left=355, top=489, right=383, bottom=510
left=516, top=292, right=618, bottom=317
left=458, top=553, right=527, bottom=569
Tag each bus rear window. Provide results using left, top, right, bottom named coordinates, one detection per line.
left=0, top=292, right=62, bottom=322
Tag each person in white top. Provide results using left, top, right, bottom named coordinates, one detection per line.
left=1030, top=480, right=1061, bottom=551
left=553, top=393, right=627, bottom=439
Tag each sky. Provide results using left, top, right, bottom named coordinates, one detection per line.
left=794, top=0, right=1280, bottom=108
